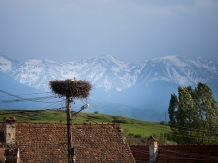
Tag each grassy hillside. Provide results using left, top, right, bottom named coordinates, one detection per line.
left=0, top=110, right=172, bottom=145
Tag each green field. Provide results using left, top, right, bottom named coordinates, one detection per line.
left=0, top=110, right=172, bottom=145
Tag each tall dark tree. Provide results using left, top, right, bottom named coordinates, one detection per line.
left=168, top=82, right=218, bottom=144
left=168, top=94, right=178, bottom=127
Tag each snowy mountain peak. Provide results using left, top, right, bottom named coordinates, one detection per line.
left=86, top=54, right=127, bottom=68
left=0, top=55, right=13, bottom=72
left=0, top=55, right=218, bottom=92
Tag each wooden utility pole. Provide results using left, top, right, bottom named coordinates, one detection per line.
left=66, top=96, right=72, bottom=163
left=49, top=79, right=92, bottom=163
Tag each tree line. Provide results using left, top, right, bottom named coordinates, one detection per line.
left=168, top=82, right=218, bottom=144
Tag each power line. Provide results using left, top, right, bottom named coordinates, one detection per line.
left=76, top=101, right=218, bottom=141
left=88, top=99, right=218, bottom=135
left=46, top=108, right=66, bottom=123
left=41, top=98, right=66, bottom=110
left=88, top=99, right=135, bottom=118
left=0, top=89, right=57, bottom=103
left=131, top=145, right=218, bottom=161
left=73, top=112, right=218, bottom=161
left=1, top=89, right=217, bottom=141
left=0, top=91, right=52, bottom=98
left=0, top=89, right=216, bottom=133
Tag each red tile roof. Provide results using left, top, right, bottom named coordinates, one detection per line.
left=130, top=145, right=148, bottom=163
left=157, top=145, right=218, bottom=163
left=0, top=122, right=136, bottom=163
left=130, top=144, right=218, bottom=163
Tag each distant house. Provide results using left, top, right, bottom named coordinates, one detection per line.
left=130, top=136, right=218, bottom=163
left=0, top=117, right=136, bottom=163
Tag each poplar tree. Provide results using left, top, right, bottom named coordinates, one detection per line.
left=168, top=82, right=218, bottom=144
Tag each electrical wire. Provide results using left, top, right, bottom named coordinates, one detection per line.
left=89, top=98, right=133, bottom=116
left=0, top=98, right=66, bottom=122
left=130, top=145, right=218, bottom=161
left=1, top=89, right=218, bottom=142
left=75, top=100, right=218, bottom=142
left=74, top=112, right=218, bottom=162
left=0, top=88, right=216, bottom=125
left=0, top=97, right=57, bottom=104
left=41, top=98, right=65, bottom=110
left=1, top=96, right=216, bottom=142
left=70, top=113, right=135, bottom=163
left=46, top=101, right=66, bottom=123
left=0, top=89, right=58, bottom=103
left=0, top=91, right=52, bottom=96
left=159, top=148, right=218, bottom=160
left=75, top=115, right=218, bottom=141
left=87, top=98, right=218, bottom=136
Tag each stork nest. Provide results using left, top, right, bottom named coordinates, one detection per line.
left=49, top=79, right=92, bottom=99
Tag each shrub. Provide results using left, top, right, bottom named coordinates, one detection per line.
left=112, top=116, right=131, bottom=124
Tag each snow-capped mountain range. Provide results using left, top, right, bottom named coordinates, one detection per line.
left=1, top=54, right=218, bottom=91
left=0, top=54, right=218, bottom=121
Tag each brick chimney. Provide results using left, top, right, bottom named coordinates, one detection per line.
left=3, top=117, right=16, bottom=144
left=147, top=136, right=158, bottom=163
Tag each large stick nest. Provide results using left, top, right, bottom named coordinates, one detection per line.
left=49, top=79, right=92, bottom=99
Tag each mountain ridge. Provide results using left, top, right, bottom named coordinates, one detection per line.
left=0, top=54, right=218, bottom=121
left=1, top=54, right=218, bottom=90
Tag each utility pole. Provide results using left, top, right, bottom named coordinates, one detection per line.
left=66, top=96, right=72, bottom=163
left=49, top=79, right=92, bottom=163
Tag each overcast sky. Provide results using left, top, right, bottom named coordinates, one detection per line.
left=0, top=0, right=218, bottom=63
